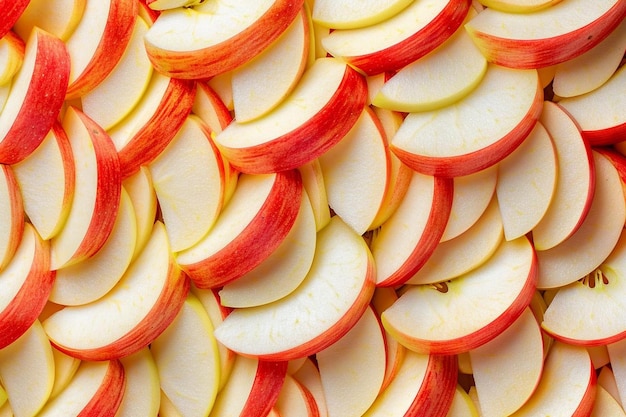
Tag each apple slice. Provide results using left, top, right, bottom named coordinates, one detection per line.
left=0, top=27, right=69, bottom=165
left=144, top=0, right=304, bottom=79
left=496, top=121, right=557, bottom=241
left=63, top=0, right=137, bottom=99
left=146, top=0, right=202, bottom=10
left=370, top=171, right=454, bottom=287
left=298, top=159, right=331, bottom=232
left=464, top=0, right=626, bottom=69
left=231, top=7, right=309, bottom=123
left=0, top=165, right=23, bottom=272
left=390, top=64, right=542, bottom=177
left=48, top=188, right=136, bottom=306
left=274, top=375, right=320, bottom=417
left=12, top=123, right=74, bottom=241
left=0, top=31, right=24, bottom=86
left=317, top=306, right=386, bottom=417
left=476, top=0, right=559, bottom=13
left=469, top=308, right=544, bottom=417
left=292, top=358, right=329, bottom=417
left=608, top=339, right=626, bottom=408
left=150, top=293, right=221, bottom=417
left=0, top=320, right=54, bottom=417
left=598, top=366, right=622, bottom=407
left=43, top=221, right=189, bottom=361
left=318, top=107, right=390, bottom=235
left=207, top=71, right=234, bottom=111
left=48, top=347, right=80, bottom=400
left=115, top=348, right=160, bottom=417
left=509, top=342, right=596, bottom=417
left=0, top=0, right=29, bottom=39
left=536, top=151, right=625, bottom=289
left=446, top=385, right=480, bottom=417
left=382, top=236, right=537, bottom=355
left=373, top=8, right=486, bottom=113
left=149, top=115, right=227, bottom=252
left=321, top=0, right=471, bottom=75
left=192, top=81, right=232, bottom=134
left=12, top=0, right=85, bottom=41
left=312, top=0, right=413, bottom=29
left=214, top=57, right=367, bottom=174
left=591, top=386, right=626, bottom=417
left=214, top=216, right=375, bottom=361
left=122, top=166, right=157, bottom=260
left=51, top=107, right=121, bottom=270
left=210, top=356, right=287, bottom=417
left=176, top=170, right=302, bottom=289
left=37, top=359, right=126, bottom=417
left=219, top=187, right=316, bottom=308
left=371, top=288, right=406, bottom=391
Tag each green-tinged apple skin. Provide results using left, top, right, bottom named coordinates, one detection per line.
left=0, top=224, right=54, bottom=349
left=144, top=0, right=305, bottom=79
left=0, top=165, right=24, bottom=271
left=215, top=58, right=367, bottom=174
left=0, top=0, right=30, bottom=39
left=0, top=28, right=70, bottom=165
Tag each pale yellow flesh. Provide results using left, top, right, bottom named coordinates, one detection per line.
left=312, top=0, right=413, bottom=29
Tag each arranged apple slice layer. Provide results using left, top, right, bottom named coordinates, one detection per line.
left=214, top=57, right=367, bottom=174
left=298, top=159, right=331, bottom=232
left=115, top=348, right=160, bottom=417
left=292, top=358, right=329, bottom=417
left=122, top=166, right=157, bottom=260
left=12, top=0, right=85, bottom=42
left=192, top=82, right=232, bottom=135
left=0, top=165, right=22, bottom=272
left=213, top=216, right=375, bottom=361
left=312, top=0, right=413, bottom=29
left=274, top=374, right=320, bottom=417
left=391, top=64, right=542, bottom=177
left=465, top=0, right=626, bottom=69
left=144, top=0, right=304, bottom=79
left=382, top=236, right=537, bottom=355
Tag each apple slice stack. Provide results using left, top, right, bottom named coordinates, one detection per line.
left=1, top=0, right=626, bottom=415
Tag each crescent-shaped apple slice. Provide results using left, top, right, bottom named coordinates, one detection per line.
left=476, top=0, right=559, bottom=13
left=0, top=165, right=23, bottom=272
left=12, top=0, right=85, bottom=42
left=116, top=348, right=160, bottom=417
left=312, top=0, right=413, bottom=29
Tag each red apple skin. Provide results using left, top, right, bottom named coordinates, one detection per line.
left=241, top=360, right=289, bottom=417
left=194, top=81, right=233, bottom=133
left=0, top=28, right=70, bottom=165
left=78, top=359, right=126, bottom=417
left=138, top=0, right=160, bottom=23
left=406, top=354, right=457, bottom=417
left=0, top=165, right=24, bottom=271
left=118, top=78, right=196, bottom=179
left=390, top=83, right=544, bottom=178
left=65, top=0, right=138, bottom=99
left=572, top=367, right=597, bottom=417
left=180, top=169, right=303, bottom=289
left=0, top=226, right=54, bottom=349
left=465, top=1, right=626, bottom=69
left=296, top=379, right=321, bottom=417
left=0, top=0, right=29, bottom=39
left=339, top=0, right=472, bottom=75
left=216, top=65, right=368, bottom=174
left=145, top=0, right=305, bottom=79
left=579, top=122, right=626, bottom=147
left=50, top=268, right=190, bottom=361
left=376, top=176, right=454, bottom=287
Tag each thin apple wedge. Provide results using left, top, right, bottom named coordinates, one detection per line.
left=476, top=0, right=559, bottom=13
left=0, top=31, right=24, bottom=86
left=115, top=348, right=160, bottom=417
left=12, top=0, right=85, bottom=42
left=122, top=166, right=157, bottom=261
left=292, top=358, right=329, bottom=417
left=312, top=0, right=413, bottom=29
left=0, top=165, right=23, bottom=272
left=298, top=159, right=331, bottom=232
left=274, top=374, right=320, bottom=417
left=192, top=81, right=232, bottom=134
left=214, top=216, right=375, bottom=361
left=446, top=385, right=480, bottom=417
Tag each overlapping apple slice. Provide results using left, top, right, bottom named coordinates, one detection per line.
left=214, top=57, right=367, bottom=174
left=292, top=358, right=329, bottom=417
left=382, top=236, right=537, bottom=355
left=0, top=165, right=22, bottom=272
left=390, top=64, right=542, bottom=177
left=144, top=0, right=304, bottom=79
left=321, top=0, right=471, bottom=75
left=476, top=0, right=559, bottom=13
left=192, top=82, right=233, bottom=134
left=0, top=27, right=69, bottom=165
left=116, top=348, right=160, bottom=417
left=298, top=159, right=331, bottom=232
left=465, top=0, right=626, bottom=69
left=274, top=375, right=320, bottom=417
left=591, top=386, right=626, bottom=417
left=371, top=288, right=406, bottom=391
left=122, top=166, right=157, bottom=260
left=43, top=221, right=189, bottom=361
left=312, top=0, right=413, bottom=29
left=12, top=0, right=85, bottom=42
left=0, top=31, right=23, bottom=86
left=446, top=385, right=479, bottom=416
left=214, top=216, right=375, bottom=361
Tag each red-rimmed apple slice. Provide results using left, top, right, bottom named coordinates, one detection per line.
left=80, top=15, right=153, bottom=131
left=150, top=293, right=221, bottom=417
left=149, top=116, right=227, bottom=252
left=274, top=375, right=320, bottom=417
left=209, top=356, right=287, bottom=417
left=608, top=339, right=626, bottom=408
left=214, top=216, right=375, bottom=361
left=107, top=72, right=195, bottom=180
left=552, top=18, right=626, bottom=99
left=0, top=0, right=29, bottom=39
left=312, top=0, right=413, bottom=29
left=12, top=123, right=74, bottom=241
left=12, top=0, right=85, bottom=42
left=531, top=101, right=594, bottom=251
left=176, top=170, right=301, bottom=289
left=509, top=342, right=596, bottom=417
left=0, top=27, right=69, bottom=165
left=51, top=107, right=121, bottom=270
left=292, top=358, right=329, bottom=417
left=469, top=307, right=544, bottom=417
left=536, top=151, right=625, bottom=289
left=558, top=64, right=626, bottom=146
left=362, top=351, right=457, bottom=417
left=382, top=236, right=537, bottom=355
left=144, top=0, right=304, bottom=79
left=373, top=8, right=486, bottom=113
left=0, top=223, right=53, bottom=350
left=37, top=359, right=126, bottom=417
left=48, top=188, right=136, bottom=306
left=192, top=82, right=233, bottom=135
left=370, top=171, right=453, bottom=287
left=496, top=121, right=557, bottom=242
left=116, top=348, right=160, bottom=417
left=43, top=221, right=189, bottom=361
left=219, top=187, right=316, bottom=308
left=321, top=0, right=471, bottom=75
left=215, top=57, right=367, bottom=174
left=122, top=166, right=157, bottom=261
left=476, top=0, right=559, bottom=13
left=317, top=305, right=386, bottom=417
left=465, top=0, right=626, bottom=69
left=0, top=165, right=22, bottom=272
left=0, top=320, right=54, bottom=417
left=390, top=64, right=542, bottom=177
left=319, top=107, right=390, bottom=235
left=407, top=196, right=503, bottom=285
left=231, top=7, right=309, bottom=123
left=63, top=0, right=137, bottom=99
left=298, top=159, right=331, bottom=232
left=0, top=31, right=24, bottom=86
